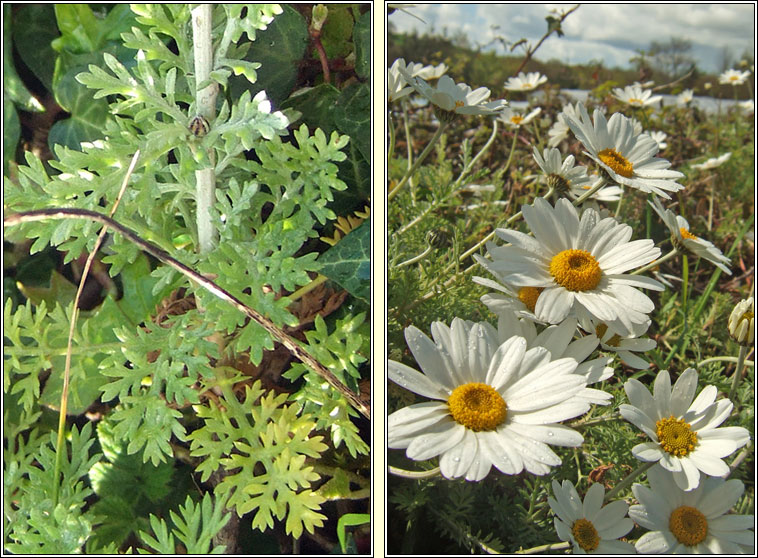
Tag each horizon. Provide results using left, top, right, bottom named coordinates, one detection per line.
left=388, top=3, right=756, bottom=75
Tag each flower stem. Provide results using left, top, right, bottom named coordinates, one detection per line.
left=191, top=4, right=218, bottom=255
left=604, top=461, right=655, bottom=502
left=395, top=245, right=433, bottom=268
left=631, top=247, right=679, bottom=276
left=501, top=128, right=520, bottom=176
left=515, top=542, right=570, bottom=555
left=728, top=345, right=749, bottom=403
left=388, top=122, right=447, bottom=202
left=571, top=177, right=606, bottom=206
left=388, top=465, right=441, bottom=479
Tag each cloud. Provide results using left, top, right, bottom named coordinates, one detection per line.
left=389, top=3, right=755, bottom=73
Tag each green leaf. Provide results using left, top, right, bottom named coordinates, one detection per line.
left=318, top=220, right=370, bottom=303
left=228, top=5, right=309, bottom=106
left=334, top=82, right=370, bottom=163
left=4, top=97, right=20, bottom=173
left=337, top=513, right=370, bottom=553
left=52, top=5, right=102, bottom=54
left=318, top=6, right=354, bottom=60
left=49, top=64, right=109, bottom=151
left=3, top=5, right=45, bottom=113
left=353, top=11, right=370, bottom=79
left=281, top=83, right=341, bottom=136
left=13, top=4, right=59, bottom=91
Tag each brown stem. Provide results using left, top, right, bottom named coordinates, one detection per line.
left=4, top=208, right=370, bottom=420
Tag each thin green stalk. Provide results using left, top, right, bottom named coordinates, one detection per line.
left=388, top=466, right=440, bottom=479
left=614, top=186, right=625, bottom=218
left=395, top=245, right=433, bottom=269
left=501, top=128, right=520, bottom=176
left=571, top=178, right=607, bottom=206
left=728, top=345, right=749, bottom=403
left=388, top=122, right=447, bottom=202
left=387, top=114, right=396, bottom=169
left=516, top=542, right=570, bottom=555
left=698, top=356, right=754, bottom=367
left=681, top=252, right=689, bottom=323
left=604, top=461, right=655, bottom=502
left=632, top=247, right=679, bottom=276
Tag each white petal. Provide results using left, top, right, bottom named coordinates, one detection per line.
left=389, top=360, right=448, bottom=400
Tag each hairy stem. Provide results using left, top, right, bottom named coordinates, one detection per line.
left=192, top=4, right=218, bottom=254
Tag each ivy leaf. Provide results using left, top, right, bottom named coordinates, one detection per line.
left=13, top=4, right=59, bottom=91
left=4, top=97, right=20, bottom=173
left=3, top=5, right=45, bottom=114
left=334, top=82, right=370, bottom=163
left=353, top=10, right=370, bottom=79
left=318, top=220, right=370, bottom=303
left=228, top=5, right=309, bottom=106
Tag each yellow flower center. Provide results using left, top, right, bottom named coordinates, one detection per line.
left=511, top=115, right=524, bottom=125
left=448, top=383, right=507, bottom=431
left=669, top=506, right=708, bottom=546
left=656, top=415, right=698, bottom=457
left=629, top=98, right=644, bottom=106
left=517, top=286, right=544, bottom=313
left=550, top=249, right=602, bottom=292
left=571, top=518, right=600, bottom=552
left=729, top=76, right=740, bottom=82
left=454, top=100, right=465, bottom=108
left=739, top=311, right=754, bottom=326
left=679, top=227, right=698, bottom=240
left=598, top=148, right=634, bottom=178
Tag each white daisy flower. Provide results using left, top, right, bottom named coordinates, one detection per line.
left=649, top=197, right=732, bottom=275
left=630, top=465, right=755, bottom=554
left=388, top=318, right=592, bottom=481
left=398, top=69, right=507, bottom=117
left=579, top=316, right=657, bottom=369
left=532, top=147, right=594, bottom=194
left=473, top=264, right=546, bottom=324
left=738, top=99, right=754, bottom=113
left=413, top=62, right=447, bottom=80
left=728, top=297, right=754, bottom=346
left=691, top=152, right=731, bottom=170
left=549, top=480, right=636, bottom=554
left=498, top=106, right=542, bottom=128
left=619, top=368, right=751, bottom=491
left=646, top=130, right=668, bottom=150
left=479, top=197, right=664, bottom=336
left=677, top=89, right=695, bottom=105
left=564, top=103, right=685, bottom=199
left=504, top=71, right=548, bottom=92
left=719, top=68, right=751, bottom=86
left=547, top=103, right=583, bottom=147
left=497, top=312, right=613, bottom=407
left=613, top=83, right=662, bottom=108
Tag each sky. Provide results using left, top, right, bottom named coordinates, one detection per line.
left=388, top=3, right=756, bottom=74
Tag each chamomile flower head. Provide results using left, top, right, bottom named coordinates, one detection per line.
left=499, top=106, right=542, bottom=128
left=677, top=89, right=695, bottom=105
left=691, top=152, right=731, bottom=170
left=504, top=71, right=548, bottom=92
left=739, top=99, right=755, bottom=113
left=564, top=103, right=685, bottom=199
left=549, top=480, right=635, bottom=554
left=619, top=368, right=751, bottom=491
left=719, top=68, right=751, bottom=86
left=479, top=197, right=664, bottom=336
left=579, top=316, right=657, bottom=369
left=613, top=83, right=663, bottom=108
left=649, top=197, right=732, bottom=275
left=388, top=318, right=593, bottom=481
left=496, top=312, right=614, bottom=407
left=646, top=130, right=668, bottom=150
left=547, top=102, right=583, bottom=148
left=728, top=297, right=754, bottom=346
left=472, top=263, right=545, bottom=323
left=388, top=59, right=415, bottom=103
left=630, top=465, right=755, bottom=554
left=532, top=147, right=593, bottom=194
left=398, top=69, right=507, bottom=118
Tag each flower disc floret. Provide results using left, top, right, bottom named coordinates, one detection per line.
left=572, top=518, right=600, bottom=551
left=517, top=286, right=543, bottom=312
left=656, top=415, right=698, bottom=457
left=597, top=148, right=634, bottom=178
left=669, top=506, right=708, bottom=546
left=448, top=382, right=506, bottom=431
left=550, top=249, right=602, bottom=291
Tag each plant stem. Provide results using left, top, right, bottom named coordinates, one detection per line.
left=631, top=247, right=679, bottom=276
left=501, top=128, right=519, bottom=176
left=728, top=345, right=749, bottom=403
left=388, top=122, right=447, bottom=202
left=698, top=355, right=753, bottom=367
left=192, top=4, right=218, bottom=254
left=604, top=461, right=655, bottom=502
left=388, top=465, right=440, bottom=479
left=515, top=541, right=570, bottom=555
left=395, top=245, right=433, bottom=268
